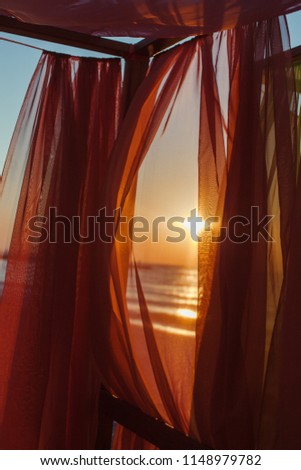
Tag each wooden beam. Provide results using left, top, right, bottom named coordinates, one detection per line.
left=134, top=37, right=186, bottom=57
left=95, top=389, right=114, bottom=449
left=0, top=15, right=131, bottom=58
left=0, top=15, right=300, bottom=63
left=122, top=54, right=149, bottom=113
left=136, top=38, right=301, bottom=61
left=293, top=45, right=301, bottom=63
left=0, top=15, right=186, bottom=59
left=96, top=388, right=209, bottom=450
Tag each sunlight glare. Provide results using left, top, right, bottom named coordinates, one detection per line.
left=183, top=216, right=205, bottom=236
left=177, top=308, right=197, bottom=319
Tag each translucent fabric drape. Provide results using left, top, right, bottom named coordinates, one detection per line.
left=258, top=62, right=301, bottom=449
left=192, top=19, right=299, bottom=449
left=0, top=52, right=122, bottom=449
left=0, top=0, right=300, bottom=37
left=101, top=41, right=202, bottom=449
left=104, top=18, right=300, bottom=450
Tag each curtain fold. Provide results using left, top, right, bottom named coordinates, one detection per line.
left=192, top=18, right=298, bottom=449
left=0, top=1, right=300, bottom=37
left=258, top=61, right=301, bottom=449
left=0, top=52, right=122, bottom=449
left=103, top=40, right=201, bottom=439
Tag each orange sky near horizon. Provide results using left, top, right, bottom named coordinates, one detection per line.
left=132, top=61, right=201, bottom=269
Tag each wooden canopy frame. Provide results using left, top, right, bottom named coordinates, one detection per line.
left=96, top=388, right=210, bottom=450
left=0, top=15, right=184, bottom=58
left=0, top=15, right=300, bottom=60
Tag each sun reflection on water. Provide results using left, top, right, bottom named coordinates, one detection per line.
left=177, top=308, right=197, bottom=319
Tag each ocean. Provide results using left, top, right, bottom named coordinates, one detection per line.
left=127, top=264, right=197, bottom=338
left=126, top=263, right=197, bottom=408
left=0, top=261, right=198, bottom=340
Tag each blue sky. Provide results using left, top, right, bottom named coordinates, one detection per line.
left=0, top=11, right=300, bottom=173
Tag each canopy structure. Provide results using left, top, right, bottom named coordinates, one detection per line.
left=0, top=1, right=300, bottom=59
left=0, top=0, right=301, bottom=37
left=0, top=0, right=301, bottom=453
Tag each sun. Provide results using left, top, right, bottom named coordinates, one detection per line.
left=183, top=216, right=205, bottom=237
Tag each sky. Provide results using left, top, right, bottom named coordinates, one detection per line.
left=0, top=35, right=142, bottom=174
left=0, top=12, right=300, bottom=267
left=0, top=12, right=300, bottom=173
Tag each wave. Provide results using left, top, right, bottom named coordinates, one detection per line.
left=126, top=264, right=198, bottom=333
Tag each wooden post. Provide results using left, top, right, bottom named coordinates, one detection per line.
left=96, top=388, right=209, bottom=450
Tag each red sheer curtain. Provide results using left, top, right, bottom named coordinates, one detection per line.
left=259, top=63, right=301, bottom=450
left=260, top=158, right=301, bottom=449
left=101, top=40, right=202, bottom=449
left=191, top=18, right=298, bottom=449
left=0, top=52, right=122, bottom=449
left=0, top=1, right=300, bottom=37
